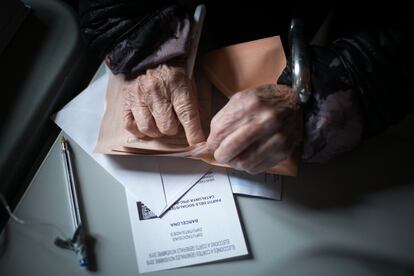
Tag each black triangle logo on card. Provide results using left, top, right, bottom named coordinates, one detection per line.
left=136, top=202, right=158, bottom=220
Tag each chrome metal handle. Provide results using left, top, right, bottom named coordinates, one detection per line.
left=289, top=18, right=311, bottom=104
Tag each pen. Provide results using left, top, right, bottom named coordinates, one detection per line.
left=186, top=4, right=206, bottom=80
left=60, top=137, right=89, bottom=268
left=61, top=137, right=82, bottom=229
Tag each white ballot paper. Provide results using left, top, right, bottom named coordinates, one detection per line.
left=126, top=167, right=248, bottom=273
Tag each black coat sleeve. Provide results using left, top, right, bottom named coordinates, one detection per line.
left=326, top=5, right=414, bottom=136
left=78, top=0, right=184, bottom=59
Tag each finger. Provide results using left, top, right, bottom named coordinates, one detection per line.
left=207, top=105, right=243, bottom=152
left=130, top=104, right=163, bottom=138
left=207, top=92, right=256, bottom=152
left=172, top=82, right=205, bottom=145
left=122, top=82, right=145, bottom=138
left=213, top=122, right=266, bottom=164
left=123, top=109, right=145, bottom=138
left=134, top=76, right=169, bottom=137
left=210, top=90, right=246, bottom=125
left=150, top=100, right=179, bottom=136
left=229, top=133, right=287, bottom=173
left=138, top=73, right=179, bottom=136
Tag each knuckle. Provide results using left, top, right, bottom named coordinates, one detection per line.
left=152, top=102, right=170, bottom=117
left=175, top=103, right=196, bottom=121
left=258, top=110, right=278, bottom=130
left=247, top=94, right=261, bottom=110
left=231, top=91, right=245, bottom=101
left=159, top=121, right=178, bottom=136
left=168, top=63, right=185, bottom=75
left=265, top=111, right=277, bottom=124
left=148, top=78, right=160, bottom=89
left=137, top=117, right=153, bottom=133
left=139, top=124, right=151, bottom=134
left=140, top=77, right=159, bottom=92
left=210, top=115, right=219, bottom=130
left=171, top=82, right=191, bottom=98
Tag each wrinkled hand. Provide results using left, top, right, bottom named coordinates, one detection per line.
left=123, top=62, right=204, bottom=145
left=207, top=84, right=302, bottom=174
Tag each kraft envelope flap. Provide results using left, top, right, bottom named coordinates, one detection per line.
left=202, top=36, right=287, bottom=97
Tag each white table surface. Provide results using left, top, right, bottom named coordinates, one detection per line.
left=1, top=87, right=414, bottom=276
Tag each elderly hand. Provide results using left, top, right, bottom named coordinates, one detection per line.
left=123, top=62, right=205, bottom=145
left=207, top=84, right=302, bottom=174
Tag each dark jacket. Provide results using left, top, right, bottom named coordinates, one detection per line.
left=79, top=0, right=414, bottom=160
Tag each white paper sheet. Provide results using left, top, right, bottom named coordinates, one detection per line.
left=228, top=169, right=283, bottom=200
left=126, top=167, right=248, bottom=273
left=53, top=71, right=211, bottom=216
